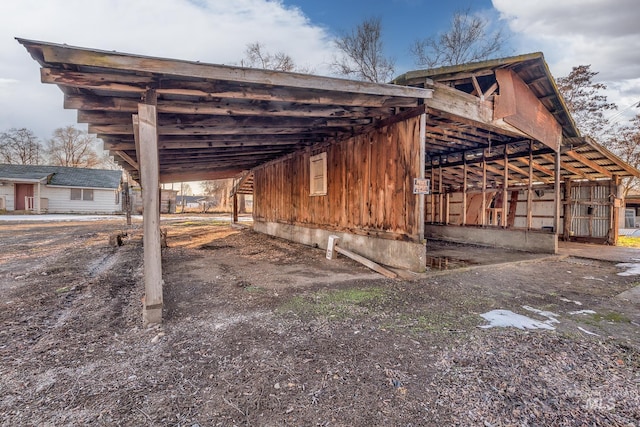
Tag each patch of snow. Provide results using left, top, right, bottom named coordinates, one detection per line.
left=522, top=305, right=560, bottom=324
left=569, top=309, right=596, bottom=315
left=559, top=297, right=583, bottom=305
left=582, top=276, right=605, bottom=282
left=479, top=310, right=555, bottom=330
left=616, top=263, right=640, bottom=276
left=577, top=327, right=600, bottom=336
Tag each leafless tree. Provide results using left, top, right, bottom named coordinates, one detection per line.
left=556, top=65, right=617, bottom=139
left=411, top=9, right=504, bottom=68
left=242, top=42, right=296, bottom=72
left=608, top=114, right=640, bottom=196
left=45, top=125, right=102, bottom=168
left=0, top=128, right=42, bottom=165
left=200, top=179, right=234, bottom=212
left=331, top=17, right=395, bottom=83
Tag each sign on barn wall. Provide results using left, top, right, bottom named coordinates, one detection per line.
left=413, top=178, right=431, bottom=194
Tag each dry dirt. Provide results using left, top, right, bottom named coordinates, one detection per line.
left=0, top=217, right=639, bottom=426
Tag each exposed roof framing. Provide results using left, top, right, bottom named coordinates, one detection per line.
left=18, top=38, right=432, bottom=183
left=395, top=53, right=640, bottom=191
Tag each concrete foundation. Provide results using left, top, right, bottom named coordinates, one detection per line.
left=425, top=224, right=557, bottom=254
left=254, top=221, right=426, bottom=272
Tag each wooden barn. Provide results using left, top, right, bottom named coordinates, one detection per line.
left=18, top=39, right=639, bottom=323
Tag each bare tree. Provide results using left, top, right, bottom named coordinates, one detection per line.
left=201, top=179, right=234, bottom=212
left=242, top=42, right=296, bottom=72
left=557, top=65, right=617, bottom=138
left=411, top=9, right=504, bottom=68
left=46, top=125, right=102, bottom=168
left=608, top=114, right=640, bottom=196
left=0, top=128, right=42, bottom=165
left=331, top=17, right=395, bottom=83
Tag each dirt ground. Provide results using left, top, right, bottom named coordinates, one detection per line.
left=0, top=217, right=639, bottom=426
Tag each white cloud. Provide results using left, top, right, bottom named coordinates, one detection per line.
left=0, top=0, right=336, bottom=139
left=493, top=0, right=640, bottom=118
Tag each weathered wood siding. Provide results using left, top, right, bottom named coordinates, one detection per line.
left=254, top=117, right=422, bottom=241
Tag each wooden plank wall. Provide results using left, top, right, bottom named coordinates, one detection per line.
left=253, top=116, right=422, bottom=242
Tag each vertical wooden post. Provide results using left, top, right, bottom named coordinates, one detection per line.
left=418, top=113, right=426, bottom=240
left=445, top=193, right=450, bottom=225
left=481, top=150, right=487, bottom=226
left=563, top=178, right=572, bottom=240
left=553, top=146, right=561, bottom=234
left=462, top=153, right=467, bottom=226
left=232, top=193, right=239, bottom=223
left=502, top=147, right=509, bottom=227
left=438, top=162, right=443, bottom=223
left=430, top=162, right=435, bottom=223
left=526, top=141, right=533, bottom=229
left=610, top=176, right=621, bottom=245
left=138, top=102, right=163, bottom=326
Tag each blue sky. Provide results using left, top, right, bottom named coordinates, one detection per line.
left=0, top=0, right=638, bottom=143
left=282, top=0, right=500, bottom=72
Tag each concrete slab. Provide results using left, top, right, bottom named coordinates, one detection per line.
left=558, top=241, right=640, bottom=263
left=425, top=240, right=550, bottom=270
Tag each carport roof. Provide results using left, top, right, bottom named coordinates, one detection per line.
left=17, top=38, right=433, bottom=184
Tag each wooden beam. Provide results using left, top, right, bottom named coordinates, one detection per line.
left=27, top=39, right=433, bottom=99
left=114, top=150, right=139, bottom=170
left=565, top=150, right=613, bottom=178
left=540, top=153, right=592, bottom=180
left=138, top=103, right=163, bottom=325
left=517, top=156, right=554, bottom=176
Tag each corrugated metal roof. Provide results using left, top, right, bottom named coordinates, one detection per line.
left=0, top=164, right=122, bottom=189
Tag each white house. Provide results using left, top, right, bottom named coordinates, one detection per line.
left=0, top=164, right=123, bottom=214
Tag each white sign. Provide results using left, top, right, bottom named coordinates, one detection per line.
left=413, top=178, right=430, bottom=194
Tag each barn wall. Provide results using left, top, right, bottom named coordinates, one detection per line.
left=253, top=116, right=425, bottom=271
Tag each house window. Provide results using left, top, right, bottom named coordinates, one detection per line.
left=70, top=188, right=94, bottom=201
left=70, top=188, right=82, bottom=200
left=310, top=152, right=327, bottom=196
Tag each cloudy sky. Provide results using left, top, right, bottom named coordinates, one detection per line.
left=1, top=0, right=639, bottom=143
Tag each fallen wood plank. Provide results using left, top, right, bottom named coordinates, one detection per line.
left=326, top=235, right=397, bottom=279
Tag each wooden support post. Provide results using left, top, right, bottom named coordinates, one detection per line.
left=438, top=162, right=443, bottom=223
left=481, top=151, right=487, bottom=226
left=138, top=102, right=163, bottom=325
left=419, top=112, right=426, bottom=240
left=553, top=146, right=561, bottom=234
left=563, top=178, right=572, bottom=240
left=445, top=193, right=450, bottom=225
left=527, top=141, right=533, bottom=229
left=610, top=176, right=621, bottom=245
left=123, top=181, right=132, bottom=226
left=502, top=147, right=509, bottom=227
left=232, top=193, right=238, bottom=223
left=462, top=153, right=467, bottom=226
left=430, top=164, right=435, bottom=223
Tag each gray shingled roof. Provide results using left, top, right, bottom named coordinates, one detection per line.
left=0, top=164, right=122, bottom=189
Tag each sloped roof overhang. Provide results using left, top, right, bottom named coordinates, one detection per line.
left=17, top=38, right=433, bottom=183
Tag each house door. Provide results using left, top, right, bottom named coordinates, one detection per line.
left=15, top=184, right=34, bottom=210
